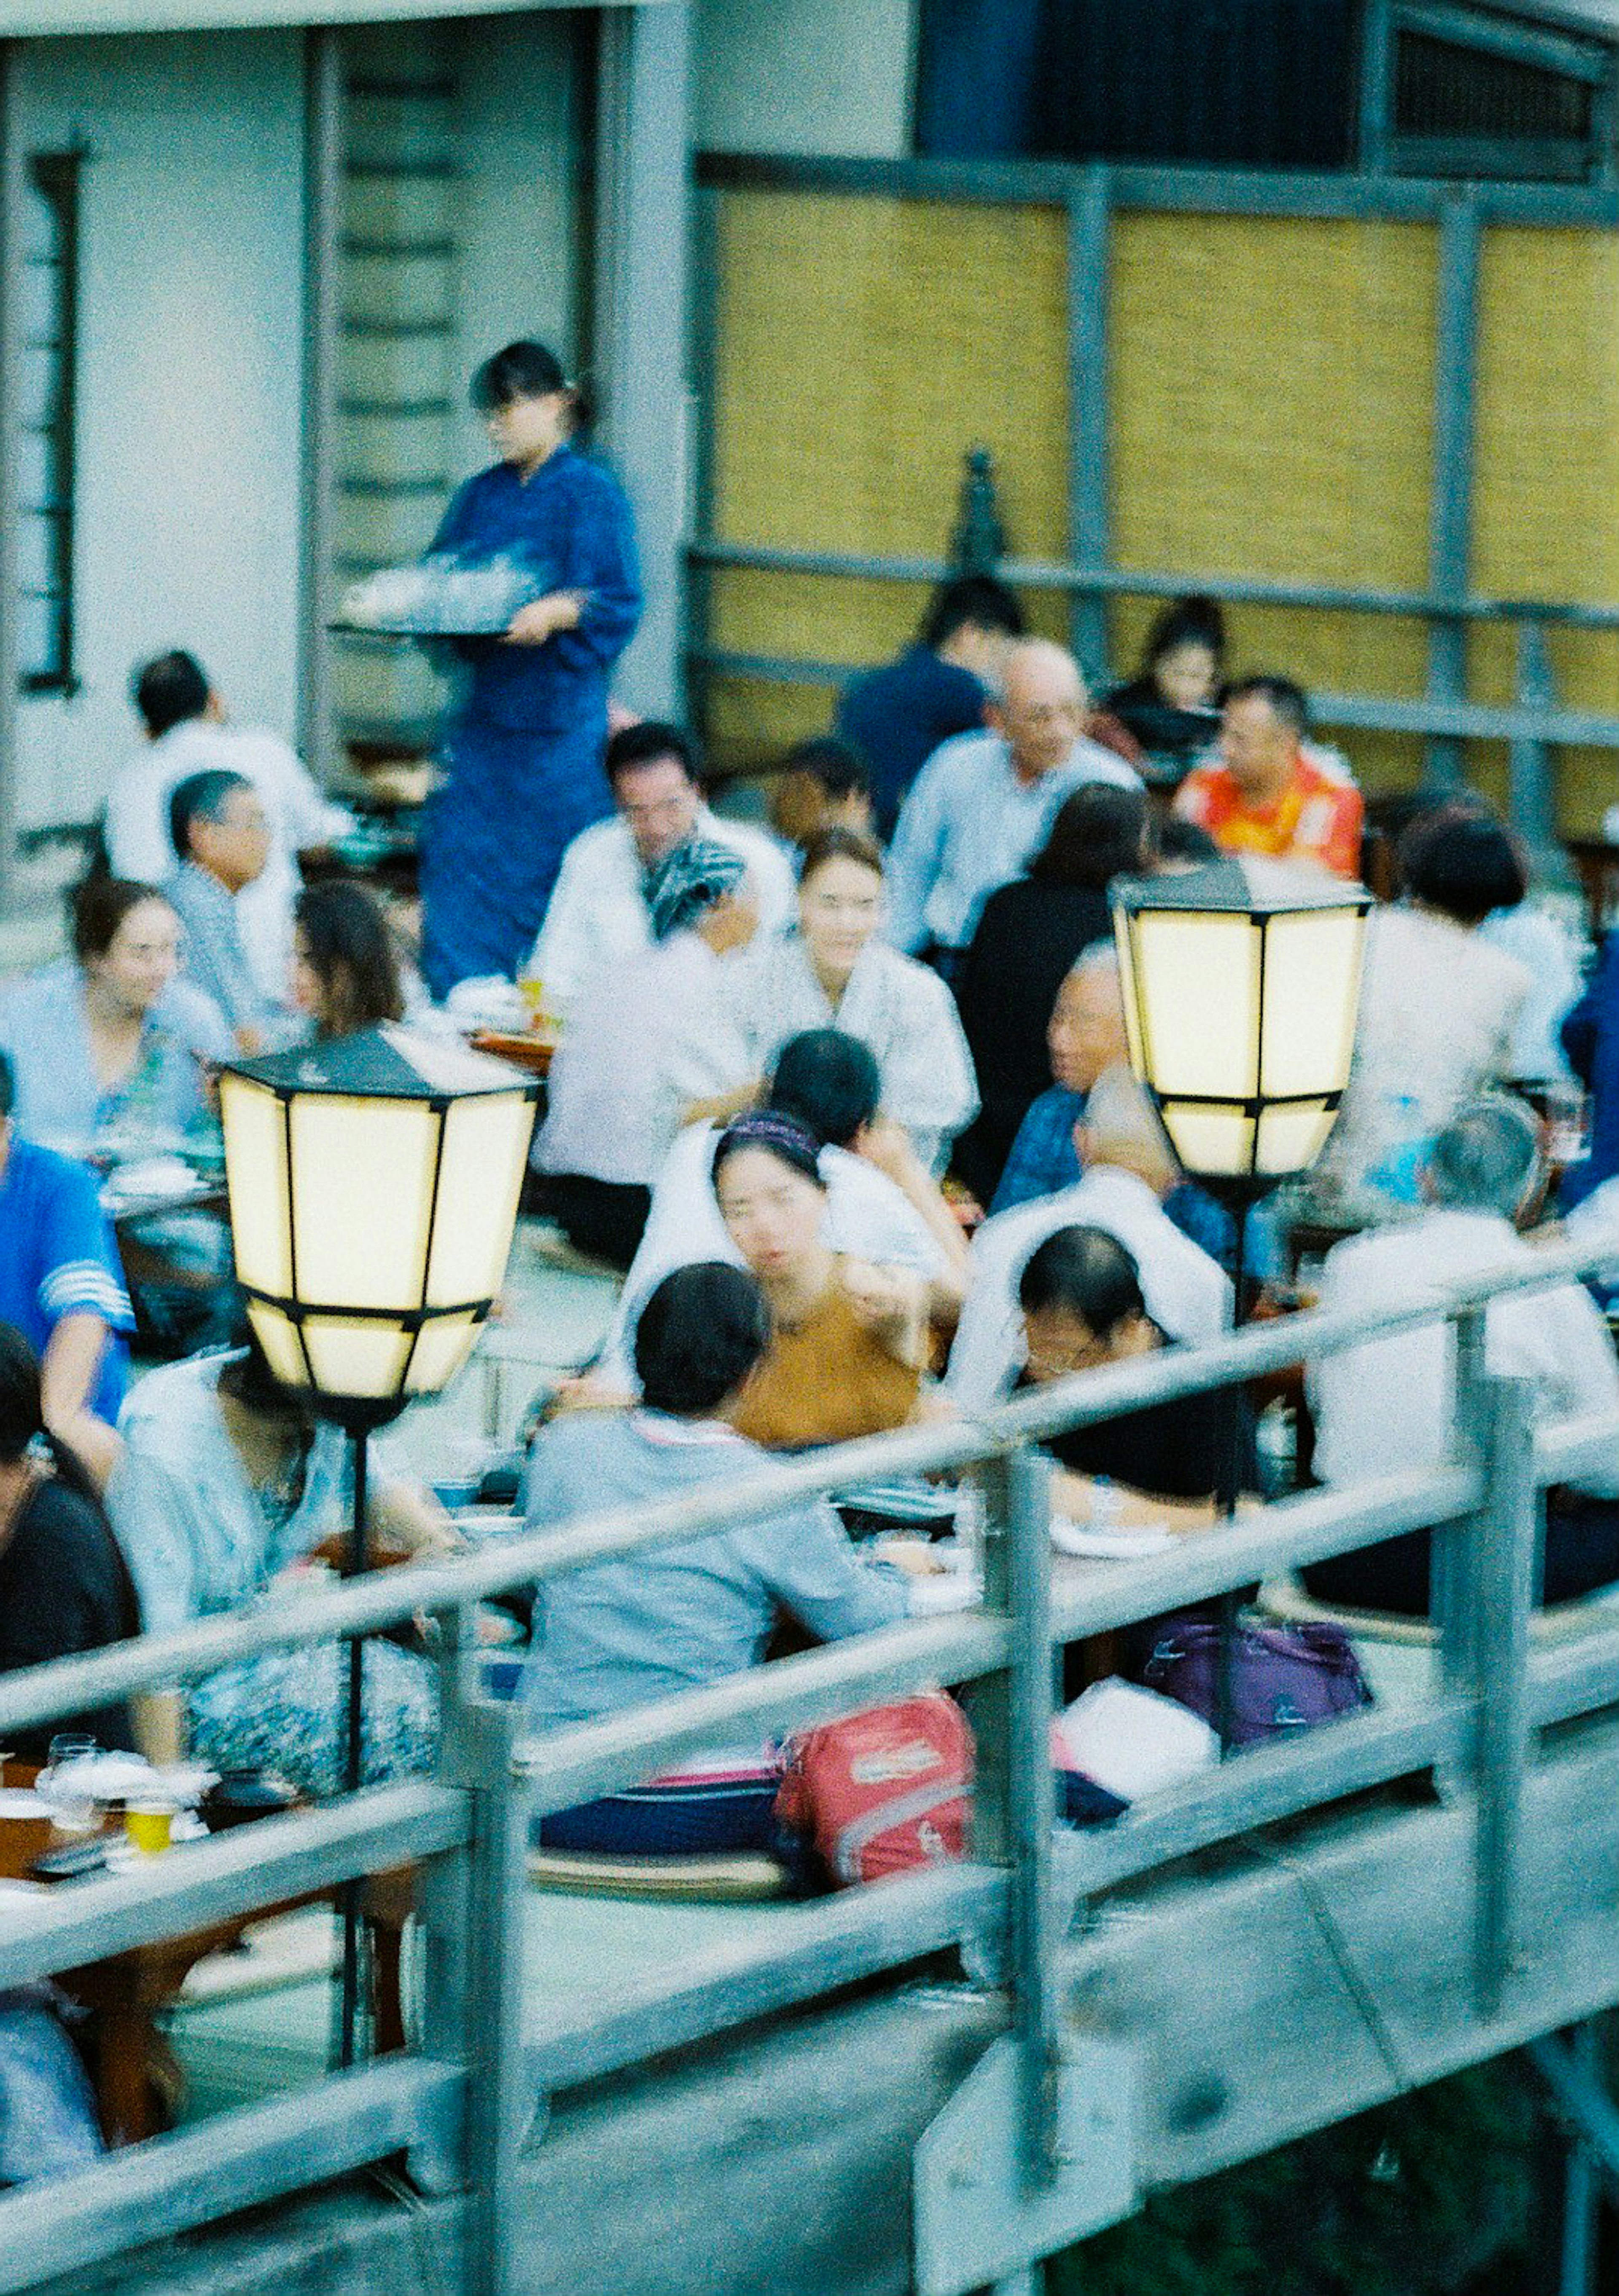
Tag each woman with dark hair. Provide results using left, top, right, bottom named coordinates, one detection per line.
left=417, top=338, right=643, bottom=998
left=1013, top=1228, right=1231, bottom=1524
left=0, top=874, right=228, bottom=1153
left=106, top=1334, right=458, bottom=1790
left=710, top=1113, right=932, bottom=1449
left=1314, top=802, right=1534, bottom=1214
left=290, top=880, right=406, bottom=1040
left=522, top=1261, right=917, bottom=1858
left=952, top=783, right=1149, bottom=1205
left=0, top=1322, right=140, bottom=1761
left=1103, top=596, right=1225, bottom=782
left=667, top=826, right=978, bottom=1172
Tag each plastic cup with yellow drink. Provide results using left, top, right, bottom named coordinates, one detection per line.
left=125, top=1793, right=178, bottom=1855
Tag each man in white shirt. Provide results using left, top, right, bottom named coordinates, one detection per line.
left=947, top=1063, right=1231, bottom=1411
left=529, top=721, right=794, bottom=1017
left=593, top=1029, right=967, bottom=1389
left=885, top=639, right=1142, bottom=966
left=105, top=651, right=354, bottom=1009
left=532, top=860, right=757, bottom=1268
left=1306, top=1096, right=1619, bottom=1613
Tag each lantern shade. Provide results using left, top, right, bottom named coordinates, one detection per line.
left=1111, top=856, right=1369, bottom=1193
left=219, top=1026, right=537, bottom=1421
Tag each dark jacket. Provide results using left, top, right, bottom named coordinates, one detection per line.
left=950, top=877, right=1111, bottom=1204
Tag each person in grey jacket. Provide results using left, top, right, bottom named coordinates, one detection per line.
left=522, top=1260, right=924, bottom=1857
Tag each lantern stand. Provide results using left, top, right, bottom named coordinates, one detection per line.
left=327, top=1394, right=407, bottom=2069
left=1111, top=858, right=1372, bottom=1752
left=216, top=1028, right=538, bottom=2070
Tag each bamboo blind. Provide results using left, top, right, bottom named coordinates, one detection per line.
left=705, top=188, right=1619, bottom=824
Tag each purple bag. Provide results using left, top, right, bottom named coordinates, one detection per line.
left=1139, top=1615, right=1373, bottom=1748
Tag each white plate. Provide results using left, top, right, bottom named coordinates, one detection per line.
left=1050, top=1518, right=1177, bottom=1561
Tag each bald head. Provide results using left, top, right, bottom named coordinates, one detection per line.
left=1076, top=1063, right=1179, bottom=1196
left=1048, top=943, right=1126, bottom=1093
left=993, top=640, right=1088, bottom=782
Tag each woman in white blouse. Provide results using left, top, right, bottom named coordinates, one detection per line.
left=664, top=827, right=979, bottom=1172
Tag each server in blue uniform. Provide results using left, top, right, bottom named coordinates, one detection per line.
left=420, top=340, right=643, bottom=997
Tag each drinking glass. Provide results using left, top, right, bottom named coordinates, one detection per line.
left=43, top=1734, right=99, bottom=1836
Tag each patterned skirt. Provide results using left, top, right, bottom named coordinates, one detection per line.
left=185, top=1640, right=438, bottom=1800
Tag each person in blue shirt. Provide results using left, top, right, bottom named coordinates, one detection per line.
left=0, top=874, right=228, bottom=1156
left=0, top=1050, right=133, bottom=1487
left=836, top=573, right=1025, bottom=840
left=523, top=1260, right=922, bottom=1857
left=420, top=340, right=643, bottom=997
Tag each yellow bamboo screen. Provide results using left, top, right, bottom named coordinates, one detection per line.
left=705, top=187, right=1619, bottom=823
left=1473, top=226, right=1619, bottom=832
left=708, top=190, right=1071, bottom=762
left=1108, top=212, right=1437, bottom=796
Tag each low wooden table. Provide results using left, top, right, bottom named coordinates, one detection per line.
left=0, top=1772, right=409, bottom=2144
left=470, top=1026, right=556, bottom=1079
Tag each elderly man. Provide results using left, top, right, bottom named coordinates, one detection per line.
left=166, top=770, right=276, bottom=1053
left=105, top=650, right=353, bottom=1009
left=1175, top=675, right=1363, bottom=879
left=987, top=949, right=1234, bottom=1265
left=1306, top=1096, right=1619, bottom=1613
left=529, top=721, right=793, bottom=1018
left=884, top=640, right=1141, bottom=970
left=991, top=944, right=1129, bottom=1214
left=947, top=1063, right=1231, bottom=1412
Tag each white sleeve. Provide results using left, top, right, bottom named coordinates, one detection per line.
left=597, top=1127, right=741, bottom=1385
left=531, top=840, right=596, bottom=1015
left=104, top=764, right=173, bottom=886
left=1546, top=1290, right=1619, bottom=1494
left=944, top=1218, right=1027, bottom=1411
left=742, top=833, right=798, bottom=937
left=824, top=1160, right=947, bottom=1279
left=884, top=760, right=949, bottom=953
left=881, top=961, right=981, bottom=1144
left=270, top=739, right=355, bottom=850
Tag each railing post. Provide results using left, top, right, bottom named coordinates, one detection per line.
left=972, top=1446, right=1060, bottom=2192
left=417, top=1605, right=532, bottom=2290
left=1510, top=616, right=1563, bottom=878
left=1462, top=1373, right=1539, bottom=2018
left=1064, top=163, right=1112, bottom=686
left=1436, top=1307, right=1490, bottom=1713
left=462, top=1700, right=530, bottom=2296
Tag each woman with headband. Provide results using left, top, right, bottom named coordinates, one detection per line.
left=710, top=1111, right=934, bottom=1450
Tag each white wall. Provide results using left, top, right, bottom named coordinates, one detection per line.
left=14, top=30, right=306, bottom=831
left=694, top=0, right=915, bottom=159
left=450, top=10, right=586, bottom=487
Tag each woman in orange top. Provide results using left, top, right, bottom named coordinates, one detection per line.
left=711, top=1112, right=929, bottom=1450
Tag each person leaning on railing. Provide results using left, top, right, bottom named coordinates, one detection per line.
left=0, top=1050, right=133, bottom=1492
left=1304, top=1096, right=1619, bottom=1615
left=521, top=1261, right=936, bottom=1860
left=105, top=1328, right=461, bottom=1791
left=0, top=1320, right=142, bottom=1765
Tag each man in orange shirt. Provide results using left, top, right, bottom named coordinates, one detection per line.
left=1174, top=676, right=1364, bottom=880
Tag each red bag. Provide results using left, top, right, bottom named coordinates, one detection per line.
left=775, top=1693, right=973, bottom=1886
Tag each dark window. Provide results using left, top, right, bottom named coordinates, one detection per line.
left=915, top=0, right=1359, bottom=169
left=1389, top=9, right=1608, bottom=182
left=19, top=154, right=79, bottom=695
